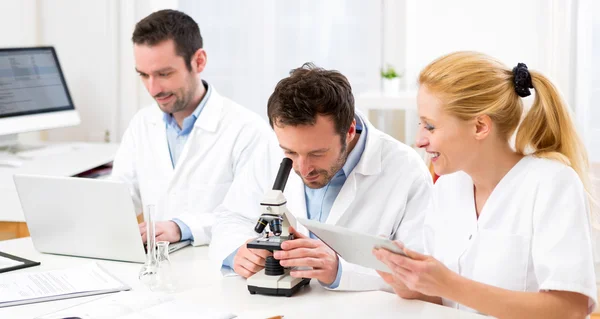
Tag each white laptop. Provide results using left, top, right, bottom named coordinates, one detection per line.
left=13, top=174, right=190, bottom=263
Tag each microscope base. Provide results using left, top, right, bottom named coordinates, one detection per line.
left=247, top=269, right=311, bottom=297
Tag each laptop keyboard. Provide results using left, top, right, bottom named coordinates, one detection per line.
left=143, top=240, right=191, bottom=254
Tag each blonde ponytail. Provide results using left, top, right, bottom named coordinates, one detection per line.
left=515, top=71, right=592, bottom=199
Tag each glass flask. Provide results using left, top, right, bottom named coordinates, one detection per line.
left=154, top=241, right=176, bottom=292
left=138, top=204, right=158, bottom=289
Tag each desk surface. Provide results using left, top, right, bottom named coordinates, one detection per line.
left=0, top=238, right=487, bottom=319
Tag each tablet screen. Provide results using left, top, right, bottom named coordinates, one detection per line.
left=297, top=218, right=407, bottom=273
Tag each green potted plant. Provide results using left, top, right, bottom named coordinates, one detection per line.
left=381, top=64, right=402, bottom=94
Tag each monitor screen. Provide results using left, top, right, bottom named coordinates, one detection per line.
left=0, top=47, right=75, bottom=119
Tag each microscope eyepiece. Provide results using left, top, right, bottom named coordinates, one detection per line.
left=272, top=158, right=293, bottom=191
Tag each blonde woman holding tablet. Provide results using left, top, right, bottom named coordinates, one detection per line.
left=374, top=51, right=597, bottom=318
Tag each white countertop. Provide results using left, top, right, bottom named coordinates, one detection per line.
left=0, top=237, right=487, bottom=319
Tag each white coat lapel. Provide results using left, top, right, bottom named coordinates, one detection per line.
left=326, top=172, right=358, bottom=225
left=285, top=172, right=309, bottom=236
left=148, top=109, right=175, bottom=180
left=167, top=89, right=223, bottom=190
left=325, top=112, right=382, bottom=226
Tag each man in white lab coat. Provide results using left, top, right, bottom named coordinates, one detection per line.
left=111, top=10, right=275, bottom=246
left=210, top=63, right=433, bottom=291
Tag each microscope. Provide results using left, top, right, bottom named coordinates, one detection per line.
left=246, top=157, right=311, bottom=297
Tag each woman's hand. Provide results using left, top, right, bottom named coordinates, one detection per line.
left=373, top=241, right=457, bottom=298
left=376, top=269, right=422, bottom=299
left=376, top=242, right=590, bottom=319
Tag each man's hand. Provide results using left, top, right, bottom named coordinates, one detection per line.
left=233, top=238, right=273, bottom=278
left=139, top=221, right=182, bottom=244
left=274, top=226, right=339, bottom=286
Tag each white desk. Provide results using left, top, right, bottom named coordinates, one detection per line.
left=0, top=142, right=119, bottom=222
left=0, top=238, right=487, bottom=319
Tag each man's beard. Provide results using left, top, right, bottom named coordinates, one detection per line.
left=156, top=76, right=197, bottom=114
left=302, top=140, right=348, bottom=189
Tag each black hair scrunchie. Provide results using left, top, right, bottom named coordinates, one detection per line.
left=512, top=63, right=534, bottom=98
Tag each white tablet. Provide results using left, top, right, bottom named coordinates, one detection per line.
left=297, top=218, right=408, bottom=273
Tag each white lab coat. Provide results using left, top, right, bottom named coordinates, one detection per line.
left=425, top=156, right=597, bottom=315
left=209, top=113, right=433, bottom=291
left=111, top=88, right=275, bottom=246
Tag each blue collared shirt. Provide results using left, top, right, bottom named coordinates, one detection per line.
left=304, top=114, right=367, bottom=288
left=223, top=114, right=368, bottom=290
left=164, top=80, right=212, bottom=241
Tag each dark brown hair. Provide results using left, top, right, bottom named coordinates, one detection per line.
left=132, top=9, right=202, bottom=71
left=267, top=62, right=355, bottom=140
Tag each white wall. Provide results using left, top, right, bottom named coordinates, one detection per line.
left=406, top=0, right=550, bottom=88
left=37, top=0, right=120, bottom=143
left=179, top=0, right=382, bottom=120
left=589, top=0, right=600, bottom=162
left=381, top=0, right=407, bottom=89
left=0, top=0, right=38, bottom=46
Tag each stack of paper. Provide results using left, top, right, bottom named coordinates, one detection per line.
left=0, top=262, right=130, bottom=308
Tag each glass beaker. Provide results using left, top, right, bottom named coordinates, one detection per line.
left=138, top=204, right=158, bottom=289
left=154, top=241, right=176, bottom=293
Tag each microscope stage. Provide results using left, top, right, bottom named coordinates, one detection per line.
left=247, top=235, right=292, bottom=251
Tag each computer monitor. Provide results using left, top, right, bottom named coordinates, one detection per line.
left=0, top=46, right=80, bottom=147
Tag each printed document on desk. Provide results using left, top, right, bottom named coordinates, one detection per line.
left=0, top=262, right=130, bottom=308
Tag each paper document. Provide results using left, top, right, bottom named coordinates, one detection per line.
left=38, top=291, right=236, bottom=319
left=0, top=262, right=130, bottom=308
